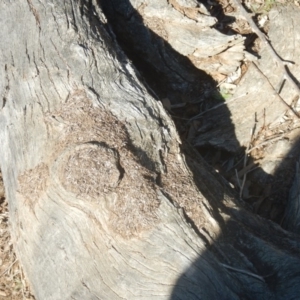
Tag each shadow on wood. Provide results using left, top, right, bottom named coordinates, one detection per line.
left=99, top=0, right=300, bottom=298
left=1, top=0, right=300, bottom=299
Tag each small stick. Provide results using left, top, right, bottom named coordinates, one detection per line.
left=240, top=172, right=247, bottom=199
left=235, top=169, right=241, bottom=189
left=232, top=0, right=300, bottom=98
left=252, top=62, right=300, bottom=118
left=228, top=156, right=244, bottom=172
left=0, top=258, right=18, bottom=277
left=247, top=135, right=286, bottom=154
left=20, top=268, right=26, bottom=300
left=189, top=92, right=249, bottom=122
left=220, top=263, right=265, bottom=282
left=238, top=161, right=257, bottom=178
left=239, top=133, right=251, bottom=199
left=171, top=103, right=186, bottom=109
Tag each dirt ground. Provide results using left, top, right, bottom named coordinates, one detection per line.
left=0, top=175, right=34, bottom=300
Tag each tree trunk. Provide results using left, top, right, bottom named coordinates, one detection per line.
left=1, top=0, right=300, bottom=299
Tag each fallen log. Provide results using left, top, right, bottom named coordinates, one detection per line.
left=0, top=0, right=300, bottom=299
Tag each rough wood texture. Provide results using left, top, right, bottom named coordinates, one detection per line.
left=99, top=0, right=247, bottom=105
left=1, top=1, right=300, bottom=299
left=194, top=5, right=300, bottom=151
left=192, top=5, right=300, bottom=222
left=135, top=0, right=246, bottom=77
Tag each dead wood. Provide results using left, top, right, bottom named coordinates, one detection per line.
left=1, top=0, right=300, bottom=299
left=232, top=0, right=300, bottom=96
left=192, top=4, right=300, bottom=222
left=193, top=5, right=300, bottom=149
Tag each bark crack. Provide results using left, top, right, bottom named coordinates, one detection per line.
left=81, top=280, right=102, bottom=300
left=70, top=0, right=79, bottom=32
left=90, top=46, right=101, bottom=75
left=63, top=0, right=70, bottom=29
left=51, top=8, right=60, bottom=34
left=2, top=64, right=10, bottom=109
left=25, top=42, right=31, bottom=63
left=157, top=45, right=194, bottom=84
left=26, top=0, right=41, bottom=30
left=32, top=53, right=51, bottom=111
left=50, top=38, right=71, bottom=85
left=40, top=58, right=62, bottom=100
left=95, top=267, right=126, bottom=299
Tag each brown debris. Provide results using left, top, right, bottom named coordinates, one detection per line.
left=17, top=163, right=49, bottom=209
left=0, top=174, right=35, bottom=300
left=161, top=153, right=207, bottom=229
left=47, top=90, right=160, bottom=238
left=63, top=145, right=121, bottom=199
left=46, top=90, right=213, bottom=237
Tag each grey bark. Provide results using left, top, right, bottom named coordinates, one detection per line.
left=194, top=5, right=300, bottom=151
left=0, top=1, right=300, bottom=299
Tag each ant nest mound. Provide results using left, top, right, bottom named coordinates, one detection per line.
left=63, top=143, right=122, bottom=199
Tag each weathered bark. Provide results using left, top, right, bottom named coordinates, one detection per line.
left=192, top=5, right=300, bottom=222
left=1, top=1, right=300, bottom=299
left=99, top=0, right=248, bottom=103
left=194, top=5, right=300, bottom=151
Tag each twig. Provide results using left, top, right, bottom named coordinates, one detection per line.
left=247, top=135, right=287, bottom=154
left=240, top=172, right=246, bottom=199
left=235, top=169, right=241, bottom=189
left=227, top=156, right=244, bottom=172
left=169, top=114, right=190, bottom=120
left=238, top=161, right=256, bottom=177
left=0, top=258, right=18, bottom=277
left=189, top=92, right=249, bottom=122
left=239, top=132, right=251, bottom=199
left=252, top=62, right=300, bottom=118
left=220, top=263, right=265, bottom=282
left=232, top=0, right=300, bottom=101
left=171, top=103, right=186, bottom=109
left=20, top=268, right=26, bottom=300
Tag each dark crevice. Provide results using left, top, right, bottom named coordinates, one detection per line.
left=98, top=0, right=216, bottom=106
left=86, top=2, right=300, bottom=297
left=160, top=188, right=212, bottom=247
left=70, top=0, right=79, bottom=32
